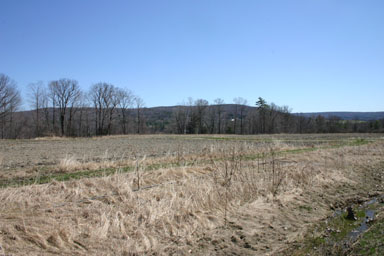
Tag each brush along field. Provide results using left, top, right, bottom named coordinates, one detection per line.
left=0, top=134, right=383, bottom=255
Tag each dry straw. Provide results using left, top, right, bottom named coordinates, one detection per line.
left=0, top=138, right=383, bottom=255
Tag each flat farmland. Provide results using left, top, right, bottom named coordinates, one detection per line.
left=1, top=134, right=380, bottom=177
left=0, top=134, right=379, bottom=186
left=0, top=134, right=383, bottom=255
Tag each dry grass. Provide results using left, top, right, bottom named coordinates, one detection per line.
left=56, top=154, right=124, bottom=173
left=0, top=136, right=383, bottom=255
left=34, top=136, right=74, bottom=141
left=50, top=140, right=296, bottom=175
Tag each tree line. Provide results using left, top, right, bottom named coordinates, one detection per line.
left=0, top=73, right=383, bottom=139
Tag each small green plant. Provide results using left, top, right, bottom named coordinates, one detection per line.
left=298, top=205, right=313, bottom=212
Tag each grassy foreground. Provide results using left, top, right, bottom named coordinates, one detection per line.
left=0, top=134, right=383, bottom=255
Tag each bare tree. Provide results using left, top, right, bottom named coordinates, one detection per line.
left=0, top=74, right=21, bottom=139
left=174, top=98, right=194, bottom=134
left=267, top=103, right=280, bottom=133
left=108, top=90, right=120, bottom=135
left=90, top=83, right=106, bottom=135
left=194, top=99, right=209, bottom=134
left=207, top=105, right=216, bottom=134
left=214, top=98, right=225, bottom=134
left=76, top=94, right=92, bottom=137
left=0, top=74, right=21, bottom=118
left=48, top=85, right=57, bottom=134
left=28, top=81, right=47, bottom=137
left=117, top=88, right=134, bottom=134
left=174, top=104, right=188, bottom=134
left=185, top=97, right=194, bottom=134
left=89, top=82, right=120, bottom=135
left=67, top=90, right=83, bottom=136
left=74, top=93, right=89, bottom=136
left=232, top=101, right=238, bottom=134
left=134, top=96, right=145, bottom=134
left=49, top=79, right=81, bottom=136
left=234, top=97, right=247, bottom=134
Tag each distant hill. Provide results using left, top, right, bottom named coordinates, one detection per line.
left=18, top=106, right=384, bottom=122
left=146, top=107, right=384, bottom=122
left=3, top=105, right=383, bottom=139
left=294, top=112, right=384, bottom=121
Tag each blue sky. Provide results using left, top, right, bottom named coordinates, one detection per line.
left=1, top=0, right=383, bottom=112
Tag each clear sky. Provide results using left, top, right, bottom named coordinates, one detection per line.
left=1, top=0, right=383, bottom=112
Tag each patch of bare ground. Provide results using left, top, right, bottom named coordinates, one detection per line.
left=0, top=136, right=383, bottom=255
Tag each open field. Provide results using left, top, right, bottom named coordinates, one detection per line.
left=1, top=134, right=381, bottom=186
left=0, top=134, right=383, bottom=255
